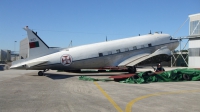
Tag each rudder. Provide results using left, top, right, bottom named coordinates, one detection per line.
left=23, top=26, right=49, bottom=59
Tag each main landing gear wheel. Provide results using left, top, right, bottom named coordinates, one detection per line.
left=38, top=71, right=44, bottom=76
left=128, top=66, right=137, bottom=73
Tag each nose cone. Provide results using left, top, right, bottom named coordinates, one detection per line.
left=173, top=41, right=179, bottom=50
left=168, top=40, right=179, bottom=51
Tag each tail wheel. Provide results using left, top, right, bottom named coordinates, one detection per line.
left=38, top=71, right=44, bottom=76
left=183, top=74, right=191, bottom=81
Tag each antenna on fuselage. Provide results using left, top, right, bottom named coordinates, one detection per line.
left=68, top=40, right=72, bottom=47
left=154, top=31, right=163, bottom=34
left=149, top=30, right=152, bottom=34
left=106, top=36, right=107, bottom=41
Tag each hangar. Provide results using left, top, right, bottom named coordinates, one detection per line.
left=188, top=13, right=200, bottom=68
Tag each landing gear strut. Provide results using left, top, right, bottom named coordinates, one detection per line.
left=38, top=69, right=49, bottom=76
left=128, top=66, right=137, bottom=73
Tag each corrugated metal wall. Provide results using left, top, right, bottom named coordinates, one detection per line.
left=0, top=49, right=11, bottom=62
left=188, top=13, right=200, bottom=68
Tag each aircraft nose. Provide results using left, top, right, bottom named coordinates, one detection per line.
left=168, top=41, right=179, bottom=51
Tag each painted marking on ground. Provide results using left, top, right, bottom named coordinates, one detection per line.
left=94, top=82, right=123, bottom=112
left=125, top=89, right=200, bottom=112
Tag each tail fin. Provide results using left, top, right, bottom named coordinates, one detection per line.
left=24, top=26, right=49, bottom=58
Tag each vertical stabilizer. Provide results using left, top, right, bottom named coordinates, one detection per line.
left=23, top=26, right=49, bottom=58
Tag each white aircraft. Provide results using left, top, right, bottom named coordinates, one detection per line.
left=11, top=26, right=179, bottom=76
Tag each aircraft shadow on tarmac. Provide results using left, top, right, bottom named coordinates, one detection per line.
left=44, top=73, right=75, bottom=80
left=33, top=72, right=126, bottom=80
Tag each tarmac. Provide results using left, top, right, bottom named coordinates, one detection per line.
left=0, top=67, right=200, bottom=112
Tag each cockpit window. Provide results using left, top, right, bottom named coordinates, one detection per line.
left=99, top=53, right=103, bottom=57
left=148, top=44, right=152, bottom=47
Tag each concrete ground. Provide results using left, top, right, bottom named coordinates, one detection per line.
left=0, top=68, right=200, bottom=112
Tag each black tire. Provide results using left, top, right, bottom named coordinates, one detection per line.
left=70, top=69, right=81, bottom=73
left=38, top=71, right=44, bottom=76
left=128, top=66, right=137, bottom=73
left=183, top=74, right=191, bottom=81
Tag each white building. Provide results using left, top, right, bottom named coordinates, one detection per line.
left=0, top=49, right=11, bottom=62
left=188, top=13, right=200, bottom=68
left=19, top=37, right=29, bottom=59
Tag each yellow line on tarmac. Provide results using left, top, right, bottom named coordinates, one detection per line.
left=125, top=89, right=200, bottom=112
left=94, top=82, right=123, bottom=112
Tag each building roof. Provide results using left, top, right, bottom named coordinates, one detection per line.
left=189, top=13, right=200, bottom=17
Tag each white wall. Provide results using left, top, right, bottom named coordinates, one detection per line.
left=189, top=39, right=200, bottom=48
left=19, top=38, right=29, bottom=59
left=189, top=57, right=200, bottom=68
left=188, top=38, right=200, bottom=68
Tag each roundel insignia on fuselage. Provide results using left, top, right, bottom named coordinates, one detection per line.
left=60, top=54, right=73, bottom=66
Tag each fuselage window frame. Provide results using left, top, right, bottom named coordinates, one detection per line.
left=125, top=48, right=129, bottom=52
left=148, top=43, right=152, bottom=47
left=108, top=51, right=112, bottom=55
left=99, top=53, right=103, bottom=57
left=116, top=49, right=120, bottom=53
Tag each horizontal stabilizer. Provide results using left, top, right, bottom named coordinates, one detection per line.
left=26, top=60, right=48, bottom=68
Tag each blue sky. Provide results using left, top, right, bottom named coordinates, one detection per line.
left=0, top=0, right=199, bottom=52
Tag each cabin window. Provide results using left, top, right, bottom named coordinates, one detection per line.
left=125, top=48, right=129, bottom=52
left=99, top=53, right=103, bottom=57
left=108, top=51, right=112, bottom=55
left=189, top=48, right=200, bottom=56
left=133, top=46, right=137, bottom=50
left=116, top=49, right=120, bottom=53
left=148, top=43, right=152, bottom=47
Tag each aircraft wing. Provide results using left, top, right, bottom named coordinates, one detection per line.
left=118, top=46, right=171, bottom=67
left=118, top=53, right=150, bottom=66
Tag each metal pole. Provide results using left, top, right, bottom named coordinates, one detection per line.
left=14, top=41, right=17, bottom=51
left=14, top=41, right=17, bottom=61
left=171, top=55, right=172, bottom=67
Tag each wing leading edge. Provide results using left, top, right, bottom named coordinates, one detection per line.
left=118, top=46, right=171, bottom=67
